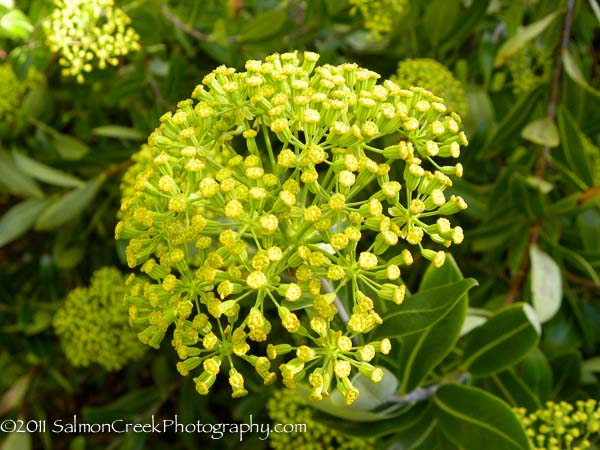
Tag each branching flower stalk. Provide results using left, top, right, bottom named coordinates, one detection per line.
left=116, top=51, right=468, bottom=404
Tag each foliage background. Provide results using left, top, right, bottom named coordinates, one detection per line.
left=0, top=0, right=599, bottom=449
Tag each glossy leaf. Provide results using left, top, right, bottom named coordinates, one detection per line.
left=0, top=9, right=33, bottom=38
left=516, top=349, right=553, bottom=403
left=434, top=384, right=531, bottom=450
left=529, top=244, right=562, bottom=323
left=557, top=107, right=595, bottom=187
left=562, top=49, right=600, bottom=96
left=461, top=304, right=541, bottom=375
left=372, top=278, right=477, bottom=339
left=396, top=256, right=470, bottom=394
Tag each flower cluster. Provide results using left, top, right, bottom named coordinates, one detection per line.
left=515, top=400, right=600, bottom=450
left=393, top=58, right=467, bottom=116
left=267, top=389, right=375, bottom=449
left=0, top=64, right=42, bottom=129
left=348, top=0, right=408, bottom=41
left=43, top=0, right=140, bottom=83
left=506, top=44, right=552, bottom=95
left=53, top=267, right=145, bottom=371
left=116, top=51, right=468, bottom=403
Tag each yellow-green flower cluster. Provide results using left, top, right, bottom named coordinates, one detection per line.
left=116, top=51, right=468, bottom=403
left=349, top=0, right=408, bottom=40
left=43, top=0, right=140, bottom=83
left=267, top=389, right=375, bottom=450
left=506, top=45, right=552, bottom=96
left=393, top=59, right=467, bottom=116
left=0, top=64, right=42, bottom=128
left=515, top=400, right=600, bottom=450
left=53, top=267, right=145, bottom=371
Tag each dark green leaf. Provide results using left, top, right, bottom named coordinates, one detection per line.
left=238, top=10, right=287, bottom=43
left=396, top=256, right=469, bottom=394
left=434, top=384, right=530, bottom=450
left=83, top=388, right=162, bottom=423
left=557, top=107, right=595, bottom=187
left=461, top=304, right=541, bottom=375
left=372, top=278, right=477, bottom=339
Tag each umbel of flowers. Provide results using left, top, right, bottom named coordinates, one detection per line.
left=267, top=389, right=375, bottom=449
left=43, top=0, right=140, bottom=83
left=116, top=51, right=468, bottom=404
left=0, top=64, right=42, bottom=133
left=348, top=0, right=408, bottom=41
left=54, top=267, right=146, bottom=371
left=393, top=58, right=467, bottom=116
left=515, top=400, right=600, bottom=450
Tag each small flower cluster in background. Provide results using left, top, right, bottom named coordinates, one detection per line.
left=393, top=58, right=467, bottom=116
left=348, top=0, right=408, bottom=41
left=267, top=389, right=375, bottom=449
left=116, top=51, right=468, bottom=404
left=515, top=400, right=600, bottom=450
left=506, top=44, right=553, bottom=95
left=43, top=0, right=140, bottom=83
left=0, top=63, right=42, bottom=131
left=53, top=267, right=145, bottom=371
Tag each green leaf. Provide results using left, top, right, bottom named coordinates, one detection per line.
left=461, top=304, right=541, bottom=375
left=577, top=209, right=600, bottom=252
left=557, top=107, right=595, bottom=187
left=0, top=199, right=49, bottom=247
left=0, top=431, right=31, bottom=450
left=83, top=388, right=162, bottom=423
left=0, top=9, right=33, bottom=39
left=487, top=370, right=542, bottom=411
left=494, top=11, right=559, bottom=67
left=440, top=0, right=491, bottom=53
left=395, top=256, right=470, bottom=394
left=12, top=150, right=85, bottom=188
left=481, top=88, right=542, bottom=157
left=516, top=349, right=553, bottom=403
left=0, top=150, right=43, bottom=198
left=424, top=0, right=459, bottom=47
left=35, top=176, right=105, bottom=230
left=372, top=278, right=477, bottom=339
left=92, top=125, right=146, bottom=140
left=562, top=48, right=600, bottom=96
left=434, top=384, right=531, bottom=450
left=529, top=244, right=562, bottom=323
left=521, top=118, right=559, bottom=147
left=238, top=10, right=287, bottom=43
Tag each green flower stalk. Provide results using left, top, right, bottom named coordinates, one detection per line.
left=515, top=400, right=600, bottom=450
left=393, top=58, right=467, bottom=116
left=349, top=0, right=408, bottom=41
left=267, top=389, right=375, bottom=449
left=116, top=51, right=468, bottom=403
left=54, top=267, right=146, bottom=371
left=43, top=0, right=140, bottom=83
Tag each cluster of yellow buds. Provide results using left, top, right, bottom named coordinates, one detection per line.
left=116, top=51, right=468, bottom=403
left=267, top=389, right=375, bottom=449
left=43, top=0, right=140, bottom=83
left=348, top=0, right=408, bottom=40
left=53, top=267, right=146, bottom=371
left=0, top=64, right=42, bottom=132
left=515, top=400, right=600, bottom=450
left=393, top=58, right=467, bottom=115
left=506, top=45, right=552, bottom=95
